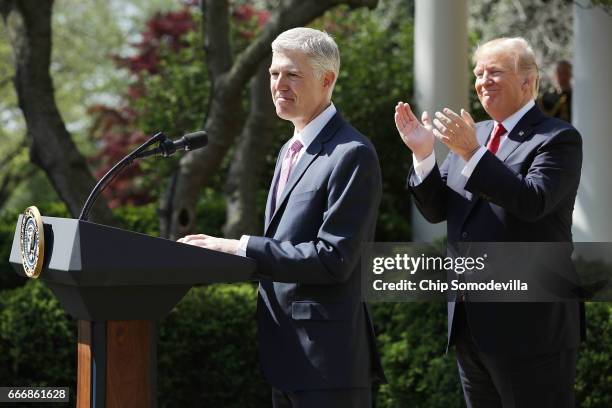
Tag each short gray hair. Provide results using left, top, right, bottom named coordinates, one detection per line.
left=473, top=37, right=540, bottom=98
left=272, top=27, right=340, bottom=85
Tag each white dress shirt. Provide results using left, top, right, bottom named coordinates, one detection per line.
left=236, top=103, right=338, bottom=256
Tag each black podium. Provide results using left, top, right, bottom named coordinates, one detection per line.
left=9, top=216, right=256, bottom=408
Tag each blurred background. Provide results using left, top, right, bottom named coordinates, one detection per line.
left=1, top=0, right=610, bottom=406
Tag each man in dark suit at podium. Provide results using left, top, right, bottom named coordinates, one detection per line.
left=394, top=37, right=583, bottom=407
left=179, top=27, right=384, bottom=407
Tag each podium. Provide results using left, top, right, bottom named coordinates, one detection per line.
left=9, top=216, right=256, bottom=407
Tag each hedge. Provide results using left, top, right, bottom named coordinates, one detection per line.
left=372, top=302, right=463, bottom=407
left=0, top=279, right=76, bottom=395
left=157, top=283, right=269, bottom=407
left=1, top=280, right=611, bottom=408
left=0, top=281, right=267, bottom=408
left=2, top=203, right=611, bottom=406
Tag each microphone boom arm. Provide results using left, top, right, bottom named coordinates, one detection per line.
left=78, top=132, right=167, bottom=221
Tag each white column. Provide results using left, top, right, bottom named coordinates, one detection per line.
left=572, top=4, right=612, bottom=242
left=412, top=0, right=469, bottom=242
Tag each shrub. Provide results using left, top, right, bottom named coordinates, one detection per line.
left=158, top=283, right=269, bottom=407
left=1, top=280, right=610, bottom=407
left=373, top=302, right=612, bottom=408
left=0, top=208, right=26, bottom=291
left=0, top=281, right=268, bottom=407
left=0, top=280, right=76, bottom=395
left=372, top=303, right=463, bottom=407
left=576, top=302, right=612, bottom=407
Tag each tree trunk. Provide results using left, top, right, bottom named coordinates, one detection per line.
left=223, top=56, right=276, bottom=238
left=160, top=0, right=377, bottom=239
left=0, top=0, right=116, bottom=225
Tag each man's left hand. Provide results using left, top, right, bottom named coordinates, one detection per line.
left=432, top=108, right=480, bottom=161
left=178, top=234, right=240, bottom=255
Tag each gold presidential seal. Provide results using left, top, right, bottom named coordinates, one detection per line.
left=19, top=206, right=45, bottom=278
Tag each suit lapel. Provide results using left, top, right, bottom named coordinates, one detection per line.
left=264, top=143, right=290, bottom=227
left=495, top=105, right=545, bottom=162
left=264, top=113, right=345, bottom=236
left=478, top=121, right=494, bottom=149
left=459, top=105, right=546, bottom=224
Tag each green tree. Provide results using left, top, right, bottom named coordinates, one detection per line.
left=0, top=0, right=182, bottom=214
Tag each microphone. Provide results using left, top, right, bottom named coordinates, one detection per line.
left=137, top=131, right=208, bottom=158
left=79, top=131, right=208, bottom=221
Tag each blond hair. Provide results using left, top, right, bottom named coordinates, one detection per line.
left=473, top=37, right=540, bottom=98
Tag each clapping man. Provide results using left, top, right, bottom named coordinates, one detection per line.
left=395, top=37, right=584, bottom=408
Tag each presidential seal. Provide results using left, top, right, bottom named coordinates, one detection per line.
left=19, top=206, right=45, bottom=279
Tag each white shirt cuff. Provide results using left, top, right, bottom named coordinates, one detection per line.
left=461, top=146, right=488, bottom=179
left=237, top=235, right=250, bottom=257
left=412, top=151, right=436, bottom=184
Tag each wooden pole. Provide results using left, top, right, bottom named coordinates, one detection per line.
left=76, top=320, right=155, bottom=408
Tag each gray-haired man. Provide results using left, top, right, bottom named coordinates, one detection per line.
left=180, top=27, right=385, bottom=407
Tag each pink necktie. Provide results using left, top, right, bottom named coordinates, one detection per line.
left=487, top=123, right=506, bottom=154
left=275, top=139, right=303, bottom=205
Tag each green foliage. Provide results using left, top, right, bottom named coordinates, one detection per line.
left=129, top=9, right=231, bottom=198
left=1, top=0, right=145, bottom=213
left=193, top=188, right=227, bottom=237
left=576, top=302, right=612, bottom=407
left=373, top=301, right=612, bottom=408
left=158, top=283, right=269, bottom=407
left=0, top=282, right=268, bottom=407
left=372, top=303, right=463, bottom=407
left=116, top=188, right=230, bottom=239
left=51, top=0, right=130, bottom=141
left=0, top=281, right=77, bottom=391
left=135, top=23, right=210, bottom=142
left=0, top=17, right=25, bottom=151
left=113, top=203, right=162, bottom=237
left=0, top=208, right=26, bottom=291
left=1, top=166, right=63, bottom=214
left=1, top=2, right=610, bottom=406
left=114, top=4, right=418, bottom=240
left=591, top=0, right=612, bottom=8
left=314, top=6, right=415, bottom=241
left=0, top=277, right=611, bottom=407
left=468, top=0, right=573, bottom=93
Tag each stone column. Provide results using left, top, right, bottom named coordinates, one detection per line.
left=572, top=3, right=612, bottom=242
left=412, top=0, right=469, bottom=241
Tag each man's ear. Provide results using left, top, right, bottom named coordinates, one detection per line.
left=522, top=74, right=534, bottom=93
left=323, top=71, right=336, bottom=89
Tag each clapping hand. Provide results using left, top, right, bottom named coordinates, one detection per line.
left=394, top=102, right=435, bottom=161
left=432, top=108, right=480, bottom=161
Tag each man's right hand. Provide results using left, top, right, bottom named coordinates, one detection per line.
left=394, top=102, right=435, bottom=161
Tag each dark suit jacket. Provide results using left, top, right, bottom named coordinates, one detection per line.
left=246, top=112, right=385, bottom=390
left=408, top=105, right=585, bottom=356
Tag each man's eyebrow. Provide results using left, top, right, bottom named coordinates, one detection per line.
left=474, top=64, right=503, bottom=72
left=269, top=66, right=302, bottom=74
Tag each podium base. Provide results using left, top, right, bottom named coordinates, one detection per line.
left=77, top=320, right=156, bottom=408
